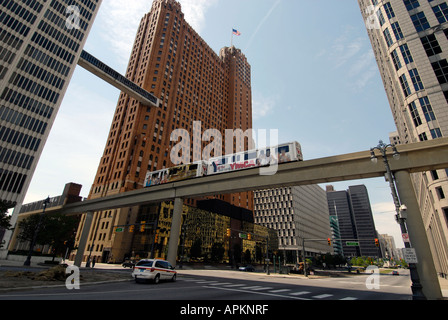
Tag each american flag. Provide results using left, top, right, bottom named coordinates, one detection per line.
left=232, top=29, right=241, bottom=36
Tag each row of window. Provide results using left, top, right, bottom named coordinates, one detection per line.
left=1, top=0, right=37, bottom=26
left=0, top=146, right=34, bottom=170
left=0, top=104, right=48, bottom=135
left=0, top=87, right=54, bottom=119
left=24, top=44, right=71, bottom=77
left=17, top=57, right=65, bottom=90
left=0, top=168, right=27, bottom=194
left=9, top=72, right=60, bottom=104
left=0, top=125, right=41, bottom=152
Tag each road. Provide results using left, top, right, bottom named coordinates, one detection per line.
left=0, top=268, right=411, bottom=301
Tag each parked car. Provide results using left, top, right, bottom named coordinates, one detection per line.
left=122, top=260, right=135, bottom=268
left=392, top=270, right=399, bottom=276
left=132, top=259, right=177, bottom=284
left=238, top=264, right=255, bottom=272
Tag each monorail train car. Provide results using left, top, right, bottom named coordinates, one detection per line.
left=143, top=162, right=206, bottom=187
left=207, top=141, right=303, bottom=175
left=143, top=141, right=303, bottom=187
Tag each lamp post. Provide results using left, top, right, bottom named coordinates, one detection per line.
left=24, top=196, right=51, bottom=266
left=370, top=140, right=425, bottom=300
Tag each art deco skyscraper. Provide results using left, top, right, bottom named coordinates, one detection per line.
left=75, top=0, right=253, bottom=263
left=358, top=0, right=448, bottom=276
left=0, top=0, right=102, bottom=209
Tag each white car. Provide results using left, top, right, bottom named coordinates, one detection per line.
left=132, top=259, right=177, bottom=284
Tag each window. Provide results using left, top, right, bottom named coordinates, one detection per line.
left=409, top=68, right=424, bottom=91
left=391, top=22, right=404, bottom=41
left=404, top=0, right=420, bottom=11
left=384, top=2, right=395, bottom=19
left=391, top=49, right=402, bottom=70
left=411, top=12, right=430, bottom=32
left=430, top=128, right=443, bottom=138
left=431, top=59, right=448, bottom=84
left=432, top=3, right=448, bottom=23
left=419, top=97, right=436, bottom=122
left=384, top=28, right=394, bottom=47
left=400, top=44, right=414, bottom=64
left=409, top=101, right=422, bottom=126
left=436, top=186, right=445, bottom=199
left=400, top=74, right=412, bottom=97
left=421, top=34, right=442, bottom=57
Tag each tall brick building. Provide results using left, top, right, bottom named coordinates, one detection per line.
left=74, top=0, right=253, bottom=263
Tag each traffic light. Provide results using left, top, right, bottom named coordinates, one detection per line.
left=226, top=228, right=231, bottom=237
left=129, top=225, right=135, bottom=233
left=140, top=221, right=146, bottom=232
left=154, top=232, right=159, bottom=243
left=375, top=238, right=379, bottom=247
left=247, top=233, right=251, bottom=240
left=327, top=238, right=332, bottom=246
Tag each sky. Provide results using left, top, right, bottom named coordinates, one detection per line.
left=23, top=0, right=405, bottom=248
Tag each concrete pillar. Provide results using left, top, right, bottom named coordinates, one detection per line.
left=74, top=211, right=94, bottom=267
left=394, top=170, right=443, bottom=300
left=167, top=198, right=183, bottom=266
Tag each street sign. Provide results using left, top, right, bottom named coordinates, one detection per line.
left=115, top=227, right=124, bottom=233
left=403, top=248, right=418, bottom=264
left=239, top=233, right=247, bottom=239
left=346, top=241, right=359, bottom=246
left=402, top=233, right=410, bottom=243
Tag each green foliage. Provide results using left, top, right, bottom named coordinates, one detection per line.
left=18, top=213, right=78, bottom=257
left=0, top=200, right=12, bottom=230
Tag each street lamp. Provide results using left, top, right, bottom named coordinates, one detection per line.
left=24, top=196, right=51, bottom=266
left=370, top=140, right=425, bottom=300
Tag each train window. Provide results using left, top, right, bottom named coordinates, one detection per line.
left=277, top=146, right=290, bottom=153
left=189, top=164, right=198, bottom=170
left=245, top=152, right=257, bottom=160
left=221, top=157, right=227, bottom=164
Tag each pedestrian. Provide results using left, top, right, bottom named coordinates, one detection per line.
left=92, top=257, right=96, bottom=268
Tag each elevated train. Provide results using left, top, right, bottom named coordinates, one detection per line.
left=143, top=141, right=303, bottom=188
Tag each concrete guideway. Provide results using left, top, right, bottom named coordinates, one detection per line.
left=26, top=138, right=448, bottom=299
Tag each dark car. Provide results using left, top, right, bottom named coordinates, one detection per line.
left=392, top=270, right=399, bottom=276
left=122, top=260, right=136, bottom=268
left=239, top=264, right=255, bottom=272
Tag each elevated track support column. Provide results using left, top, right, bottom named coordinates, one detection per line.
left=167, top=198, right=183, bottom=266
left=74, top=211, right=94, bottom=267
left=394, top=170, right=443, bottom=300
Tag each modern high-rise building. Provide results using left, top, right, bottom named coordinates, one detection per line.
left=254, top=185, right=333, bottom=262
left=0, top=0, right=102, bottom=256
left=0, top=0, right=102, bottom=207
left=358, top=0, right=448, bottom=275
left=327, top=185, right=381, bottom=258
left=74, top=0, right=253, bottom=263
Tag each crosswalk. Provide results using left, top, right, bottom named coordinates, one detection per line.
left=182, top=278, right=358, bottom=300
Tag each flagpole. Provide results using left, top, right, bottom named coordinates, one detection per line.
left=231, top=29, right=233, bottom=47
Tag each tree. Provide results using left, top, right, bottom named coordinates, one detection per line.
left=18, top=213, right=78, bottom=259
left=210, top=242, right=225, bottom=262
left=0, top=200, right=12, bottom=230
left=190, top=238, right=202, bottom=260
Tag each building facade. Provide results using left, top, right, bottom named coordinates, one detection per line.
left=327, top=185, right=381, bottom=258
left=74, top=0, right=253, bottom=263
left=358, top=0, right=448, bottom=275
left=253, top=185, right=333, bottom=263
left=0, top=0, right=102, bottom=256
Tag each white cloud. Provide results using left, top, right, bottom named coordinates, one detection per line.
left=97, top=0, right=217, bottom=67
left=252, top=91, right=278, bottom=120
left=329, top=27, right=378, bottom=89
